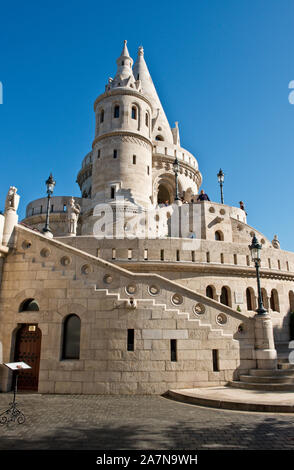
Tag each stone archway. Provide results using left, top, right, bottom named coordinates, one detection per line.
left=158, top=184, right=172, bottom=205
left=155, top=173, right=182, bottom=206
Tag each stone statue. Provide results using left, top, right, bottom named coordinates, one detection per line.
left=272, top=234, right=280, bottom=249
left=5, top=186, right=20, bottom=213
left=67, top=197, right=80, bottom=236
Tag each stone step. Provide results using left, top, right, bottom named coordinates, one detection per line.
left=166, top=388, right=294, bottom=413
left=240, top=374, right=294, bottom=384
left=250, top=368, right=294, bottom=377
left=229, top=381, right=294, bottom=392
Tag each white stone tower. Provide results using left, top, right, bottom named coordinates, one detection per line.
left=91, top=41, right=153, bottom=211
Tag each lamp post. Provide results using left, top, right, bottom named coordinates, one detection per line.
left=249, top=234, right=267, bottom=315
left=217, top=168, right=224, bottom=204
left=43, top=173, right=56, bottom=235
left=173, top=157, right=180, bottom=202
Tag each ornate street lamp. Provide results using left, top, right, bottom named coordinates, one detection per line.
left=43, top=173, right=56, bottom=235
left=217, top=168, right=224, bottom=204
left=249, top=234, right=267, bottom=315
left=173, top=157, right=180, bottom=202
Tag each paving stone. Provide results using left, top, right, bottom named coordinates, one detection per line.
left=0, top=393, right=293, bottom=450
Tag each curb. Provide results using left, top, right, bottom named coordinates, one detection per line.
left=164, top=389, right=294, bottom=413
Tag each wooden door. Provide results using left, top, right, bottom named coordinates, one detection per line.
left=14, top=324, right=42, bottom=391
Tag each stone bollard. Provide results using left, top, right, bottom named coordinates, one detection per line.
left=254, top=313, right=277, bottom=370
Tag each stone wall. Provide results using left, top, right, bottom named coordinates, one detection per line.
left=0, top=225, right=254, bottom=394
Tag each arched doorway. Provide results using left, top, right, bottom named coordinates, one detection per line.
left=157, top=184, right=171, bottom=205
left=14, top=324, right=42, bottom=391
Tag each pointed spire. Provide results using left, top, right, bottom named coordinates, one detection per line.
left=121, top=40, right=130, bottom=58
left=133, top=46, right=174, bottom=144
left=111, top=40, right=135, bottom=86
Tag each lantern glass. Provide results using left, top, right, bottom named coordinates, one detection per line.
left=250, top=246, right=260, bottom=262
left=46, top=174, right=56, bottom=195
left=173, top=158, right=179, bottom=174
left=217, top=169, right=224, bottom=183
left=249, top=235, right=261, bottom=262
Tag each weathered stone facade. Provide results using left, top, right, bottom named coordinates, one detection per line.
left=0, top=41, right=293, bottom=394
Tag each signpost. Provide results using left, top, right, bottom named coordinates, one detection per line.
left=0, top=362, right=31, bottom=425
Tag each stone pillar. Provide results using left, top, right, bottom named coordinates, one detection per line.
left=2, top=209, right=18, bottom=247
left=0, top=213, right=4, bottom=245
left=2, top=186, right=20, bottom=247
left=254, top=313, right=277, bottom=369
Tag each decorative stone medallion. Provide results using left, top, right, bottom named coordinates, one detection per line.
left=104, top=274, right=113, bottom=284
left=216, top=313, right=228, bottom=325
left=22, top=240, right=32, bottom=250
left=171, top=293, right=183, bottom=306
left=81, top=264, right=92, bottom=275
left=148, top=285, right=160, bottom=296
left=60, top=256, right=71, bottom=266
left=126, top=285, right=137, bottom=295
left=193, top=303, right=205, bottom=315
left=40, top=248, right=50, bottom=258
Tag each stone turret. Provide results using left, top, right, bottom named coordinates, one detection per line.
left=90, top=41, right=153, bottom=213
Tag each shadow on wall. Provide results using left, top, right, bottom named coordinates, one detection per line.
left=273, top=312, right=291, bottom=344
left=232, top=320, right=256, bottom=380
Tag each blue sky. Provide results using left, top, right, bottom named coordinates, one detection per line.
left=0, top=0, right=293, bottom=251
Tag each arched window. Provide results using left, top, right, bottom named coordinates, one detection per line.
left=215, top=231, right=223, bottom=241
left=145, top=113, right=149, bottom=127
left=220, top=286, right=230, bottom=306
left=261, top=288, right=269, bottom=310
left=155, top=135, right=164, bottom=141
left=246, top=288, right=256, bottom=311
left=19, top=298, right=40, bottom=312
left=100, top=109, right=104, bottom=123
left=114, top=105, right=120, bottom=118
left=270, top=289, right=280, bottom=312
left=131, top=106, right=137, bottom=120
left=206, top=285, right=214, bottom=299
left=62, top=314, right=81, bottom=360
left=289, top=291, right=294, bottom=311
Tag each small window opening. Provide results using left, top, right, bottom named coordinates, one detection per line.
left=212, top=349, right=219, bottom=371
left=131, top=106, right=137, bottom=119
left=114, top=105, right=120, bottom=118
left=170, top=339, right=177, bottom=362
left=127, top=329, right=134, bottom=351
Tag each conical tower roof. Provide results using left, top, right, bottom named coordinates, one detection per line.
left=133, top=46, right=174, bottom=144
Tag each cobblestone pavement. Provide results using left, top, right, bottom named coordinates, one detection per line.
left=0, top=393, right=294, bottom=450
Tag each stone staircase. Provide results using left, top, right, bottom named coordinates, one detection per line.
left=93, top=286, right=233, bottom=340
left=22, top=248, right=235, bottom=341
left=229, top=345, right=294, bottom=391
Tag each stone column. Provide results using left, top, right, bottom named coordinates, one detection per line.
left=2, top=187, right=20, bottom=247
left=0, top=213, right=4, bottom=245
left=254, top=313, right=277, bottom=369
